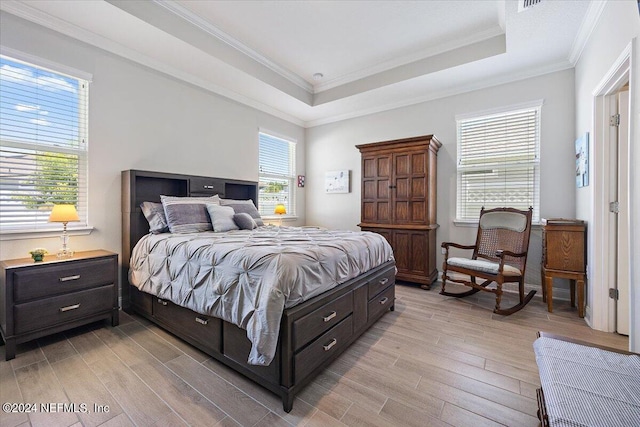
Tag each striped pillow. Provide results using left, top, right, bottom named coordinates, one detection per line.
left=160, top=195, right=220, bottom=233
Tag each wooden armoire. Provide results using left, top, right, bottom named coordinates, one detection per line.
left=357, top=135, right=441, bottom=289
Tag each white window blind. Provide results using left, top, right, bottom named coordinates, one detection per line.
left=258, top=132, right=295, bottom=216
left=0, top=55, right=89, bottom=232
left=456, top=103, right=541, bottom=222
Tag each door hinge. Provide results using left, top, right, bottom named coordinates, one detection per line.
left=610, top=114, right=620, bottom=127
left=609, top=201, right=619, bottom=214
left=609, top=288, right=619, bottom=300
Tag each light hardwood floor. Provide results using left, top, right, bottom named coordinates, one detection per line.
left=0, top=283, right=628, bottom=427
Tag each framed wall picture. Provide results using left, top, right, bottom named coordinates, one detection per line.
left=325, top=170, right=350, bottom=193
left=575, top=132, right=589, bottom=188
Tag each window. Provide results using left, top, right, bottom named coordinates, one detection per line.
left=0, top=54, right=89, bottom=232
left=258, top=131, right=295, bottom=217
left=456, top=102, right=541, bottom=223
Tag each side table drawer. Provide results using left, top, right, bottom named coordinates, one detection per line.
left=14, top=285, right=115, bottom=334
left=14, top=258, right=115, bottom=302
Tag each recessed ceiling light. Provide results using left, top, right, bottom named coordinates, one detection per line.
left=313, top=73, right=324, bottom=81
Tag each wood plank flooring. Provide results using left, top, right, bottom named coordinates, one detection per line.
left=0, top=283, right=628, bottom=427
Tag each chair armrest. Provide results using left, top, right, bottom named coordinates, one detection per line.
left=442, top=242, right=476, bottom=250
left=495, top=249, right=527, bottom=258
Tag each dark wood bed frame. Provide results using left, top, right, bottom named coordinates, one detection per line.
left=121, top=169, right=396, bottom=412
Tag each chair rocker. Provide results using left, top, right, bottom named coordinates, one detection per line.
left=441, top=207, right=536, bottom=315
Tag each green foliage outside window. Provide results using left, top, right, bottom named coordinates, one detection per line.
left=12, top=152, right=78, bottom=209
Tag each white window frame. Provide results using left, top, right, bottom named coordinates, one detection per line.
left=0, top=49, right=92, bottom=239
left=258, top=130, right=296, bottom=219
left=455, top=100, right=542, bottom=224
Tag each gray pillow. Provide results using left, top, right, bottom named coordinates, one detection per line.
left=233, top=212, right=257, bottom=230
left=206, top=204, right=239, bottom=232
left=220, top=199, right=264, bottom=226
left=140, top=201, right=169, bottom=234
left=160, top=195, right=221, bottom=233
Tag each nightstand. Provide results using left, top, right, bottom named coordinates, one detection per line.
left=541, top=219, right=587, bottom=317
left=0, top=250, right=119, bottom=360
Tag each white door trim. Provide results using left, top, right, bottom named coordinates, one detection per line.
left=590, top=44, right=631, bottom=332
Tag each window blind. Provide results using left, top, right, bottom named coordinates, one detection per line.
left=258, top=132, right=295, bottom=216
left=456, top=104, right=540, bottom=222
left=0, top=55, right=89, bottom=231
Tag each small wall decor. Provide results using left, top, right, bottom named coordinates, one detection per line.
left=575, top=132, right=589, bottom=188
left=325, top=170, right=350, bottom=193
left=297, top=175, right=305, bottom=187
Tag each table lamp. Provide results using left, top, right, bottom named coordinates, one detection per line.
left=274, top=204, right=286, bottom=226
left=49, top=204, right=79, bottom=257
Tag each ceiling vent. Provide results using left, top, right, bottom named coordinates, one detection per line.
left=518, top=0, right=542, bottom=12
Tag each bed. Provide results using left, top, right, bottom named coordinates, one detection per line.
left=534, top=331, right=640, bottom=427
left=121, top=169, right=397, bottom=412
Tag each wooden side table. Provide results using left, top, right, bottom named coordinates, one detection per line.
left=541, top=219, right=587, bottom=317
left=0, top=250, right=119, bottom=360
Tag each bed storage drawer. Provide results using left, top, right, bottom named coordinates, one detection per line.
left=368, top=284, right=394, bottom=321
left=14, top=285, right=115, bottom=334
left=14, top=258, right=115, bottom=302
left=367, top=266, right=395, bottom=299
left=154, top=298, right=221, bottom=352
left=222, top=322, right=280, bottom=383
left=294, top=315, right=353, bottom=382
left=293, top=290, right=353, bottom=351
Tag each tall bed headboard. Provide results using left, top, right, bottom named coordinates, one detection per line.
left=121, top=169, right=258, bottom=311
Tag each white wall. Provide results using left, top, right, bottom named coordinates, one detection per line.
left=574, top=1, right=640, bottom=350
left=0, top=12, right=306, bottom=262
left=306, top=70, right=576, bottom=290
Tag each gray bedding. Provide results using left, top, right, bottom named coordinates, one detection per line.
left=129, top=226, right=394, bottom=365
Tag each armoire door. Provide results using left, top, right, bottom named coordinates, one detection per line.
left=362, top=154, right=392, bottom=224
left=393, top=150, right=427, bottom=225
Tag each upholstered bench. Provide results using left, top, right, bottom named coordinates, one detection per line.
left=534, top=332, right=640, bottom=427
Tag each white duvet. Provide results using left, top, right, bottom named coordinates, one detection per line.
left=129, top=226, right=394, bottom=365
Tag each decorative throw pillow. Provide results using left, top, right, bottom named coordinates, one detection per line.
left=140, top=201, right=169, bottom=234
left=220, top=198, right=264, bottom=226
left=233, top=212, right=257, bottom=230
left=206, top=204, right=239, bottom=232
left=160, top=195, right=220, bottom=233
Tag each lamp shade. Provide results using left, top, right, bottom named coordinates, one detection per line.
left=49, top=204, right=79, bottom=223
left=274, top=204, right=287, bottom=215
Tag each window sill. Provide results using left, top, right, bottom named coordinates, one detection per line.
left=262, top=215, right=299, bottom=221
left=453, top=220, right=542, bottom=228
left=0, top=226, right=94, bottom=241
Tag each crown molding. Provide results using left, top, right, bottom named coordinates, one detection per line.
left=304, top=60, right=573, bottom=128
left=313, top=26, right=505, bottom=93
left=154, top=0, right=313, bottom=94
left=568, top=0, right=607, bottom=65
left=0, top=0, right=304, bottom=127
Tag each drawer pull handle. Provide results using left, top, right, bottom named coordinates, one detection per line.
left=323, top=311, right=337, bottom=322
left=158, top=299, right=168, bottom=306
left=379, top=278, right=389, bottom=286
left=60, top=303, right=80, bottom=312
left=323, top=338, right=337, bottom=352
left=195, top=316, right=208, bottom=325
left=59, top=275, right=81, bottom=282
left=203, top=185, right=214, bottom=189
left=379, top=297, right=389, bottom=305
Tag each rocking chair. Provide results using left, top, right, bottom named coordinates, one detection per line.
left=441, top=207, right=536, bottom=315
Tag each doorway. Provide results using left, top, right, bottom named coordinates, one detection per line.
left=591, top=45, right=631, bottom=335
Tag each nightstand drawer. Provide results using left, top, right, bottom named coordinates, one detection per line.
left=14, top=285, right=115, bottom=334
left=13, top=258, right=115, bottom=302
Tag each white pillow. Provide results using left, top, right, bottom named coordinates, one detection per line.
left=206, top=204, right=239, bottom=232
